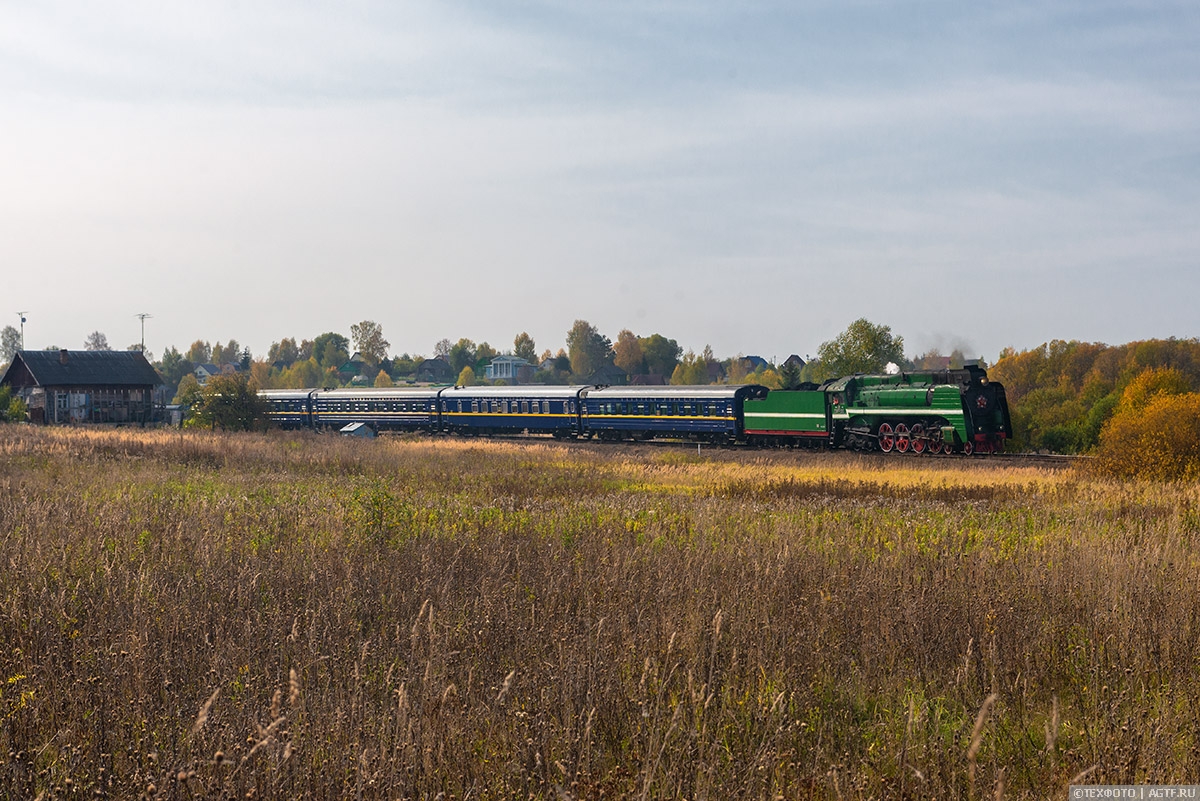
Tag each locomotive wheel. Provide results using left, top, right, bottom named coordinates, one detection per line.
left=895, top=423, right=910, bottom=453
left=878, top=422, right=895, bottom=453
left=928, top=429, right=944, bottom=455
left=910, top=424, right=926, bottom=454
left=962, top=439, right=974, bottom=456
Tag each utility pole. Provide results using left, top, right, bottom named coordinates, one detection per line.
left=134, top=313, right=152, bottom=352
left=16, top=311, right=27, bottom=350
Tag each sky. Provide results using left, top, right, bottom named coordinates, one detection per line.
left=3, top=1, right=1198, bottom=365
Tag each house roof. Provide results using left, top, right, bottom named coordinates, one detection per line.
left=741, top=355, right=769, bottom=371
left=417, top=358, right=454, bottom=371
left=1, top=350, right=162, bottom=388
left=586, top=364, right=629, bottom=383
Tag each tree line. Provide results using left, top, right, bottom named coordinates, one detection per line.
left=6, top=319, right=1200, bottom=479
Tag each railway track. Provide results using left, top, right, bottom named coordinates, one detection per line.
left=438, top=431, right=1085, bottom=467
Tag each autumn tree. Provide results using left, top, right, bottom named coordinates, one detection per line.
left=813, top=319, right=905, bottom=380
left=1093, top=383, right=1200, bottom=481
left=513, top=332, right=537, bottom=363
left=185, top=372, right=268, bottom=431
left=1, top=326, right=20, bottom=363
left=613, top=330, right=646, bottom=375
left=0, top=385, right=27, bottom=423
left=670, top=351, right=709, bottom=385
left=173, top=373, right=202, bottom=405
left=457, top=365, right=477, bottom=386
left=748, top=367, right=782, bottom=390
left=267, top=338, right=300, bottom=366
left=374, top=370, right=395, bottom=388
left=280, top=358, right=323, bottom=389
left=475, top=342, right=498, bottom=371
left=390, top=354, right=420, bottom=379
left=84, top=331, right=110, bottom=351
left=312, top=333, right=350, bottom=369
left=990, top=339, right=1200, bottom=452
left=448, top=339, right=477, bottom=373
left=567, top=320, right=612, bottom=378
left=351, top=320, right=390, bottom=366
left=186, top=340, right=211, bottom=365
left=158, top=346, right=193, bottom=398
left=434, top=339, right=452, bottom=359
left=640, top=334, right=681, bottom=377
left=1118, top=366, right=1191, bottom=411
left=210, top=340, right=241, bottom=366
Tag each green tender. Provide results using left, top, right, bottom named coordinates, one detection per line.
left=742, top=390, right=828, bottom=435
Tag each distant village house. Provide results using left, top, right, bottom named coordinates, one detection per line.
left=0, top=350, right=162, bottom=425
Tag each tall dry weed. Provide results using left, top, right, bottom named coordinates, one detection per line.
left=0, top=426, right=1194, bottom=797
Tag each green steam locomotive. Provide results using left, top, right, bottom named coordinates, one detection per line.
left=743, top=362, right=1011, bottom=454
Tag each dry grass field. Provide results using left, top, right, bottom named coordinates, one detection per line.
left=1, top=426, right=1198, bottom=799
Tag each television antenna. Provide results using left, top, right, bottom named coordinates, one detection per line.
left=15, top=311, right=28, bottom=350
left=134, top=312, right=152, bottom=352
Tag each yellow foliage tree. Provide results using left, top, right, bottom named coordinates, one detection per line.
left=373, top=370, right=394, bottom=388
left=1117, top=366, right=1190, bottom=412
left=669, top=351, right=708, bottom=385
left=457, top=365, right=476, bottom=386
left=749, top=368, right=782, bottom=390
left=1092, top=391, right=1200, bottom=481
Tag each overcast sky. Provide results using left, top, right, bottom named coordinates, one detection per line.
left=3, top=1, right=1198, bottom=364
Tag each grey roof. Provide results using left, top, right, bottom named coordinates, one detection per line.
left=440, top=385, right=588, bottom=400
left=583, top=384, right=768, bottom=401
left=317, top=387, right=442, bottom=401
left=2, top=350, right=162, bottom=387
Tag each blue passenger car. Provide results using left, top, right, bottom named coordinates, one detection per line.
left=437, top=386, right=586, bottom=437
left=261, top=389, right=318, bottom=429
left=312, top=387, right=442, bottom=431
left=579, top=385, right=768, bottom=441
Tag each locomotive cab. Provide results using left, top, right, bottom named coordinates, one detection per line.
left=959, top=363, right=1011, bottom=453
